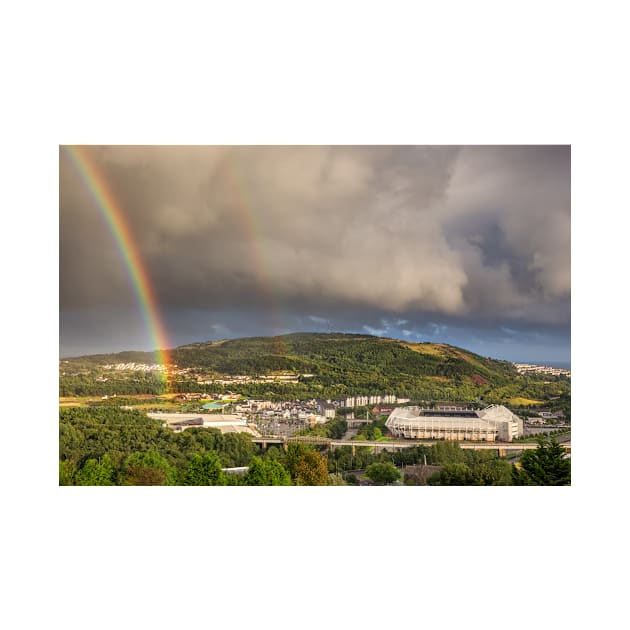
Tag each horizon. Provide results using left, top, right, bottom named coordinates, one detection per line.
left=59, top=329, right=570, bottom=368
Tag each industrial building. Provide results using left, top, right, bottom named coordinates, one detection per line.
left=148, top=413, right=260, bottom=436
left=385, top=405, right=523, bottom=442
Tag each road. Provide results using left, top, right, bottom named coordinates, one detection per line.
left=250, top=435, right=559, bottom=452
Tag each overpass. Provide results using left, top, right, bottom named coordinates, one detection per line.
left=251, top=435, right=560, bottom=456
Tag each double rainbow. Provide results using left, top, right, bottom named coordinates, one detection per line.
left=220, top=154, right=288, bottom=355
left=64, top=146, right=295, bottom=390
left=63, top=146, right=173, bottom=390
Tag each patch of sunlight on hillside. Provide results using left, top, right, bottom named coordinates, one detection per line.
left=509, top=397, right=543, bottom=406
left=401, top=342, right=448, bottom=356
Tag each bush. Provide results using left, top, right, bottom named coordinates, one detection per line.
left=365, top=462, right=401, bottom=485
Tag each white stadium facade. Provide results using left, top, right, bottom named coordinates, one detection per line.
left=385, top=405, right=523, bottom=442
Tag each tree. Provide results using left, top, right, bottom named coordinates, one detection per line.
left=429, top=441, right=466, bottom=465
left=122, top=464, right=167, bottom=485
left=365, top=462, right=401, bottom=485
left=285, top=443, right=305, bottom=477
left=183, top=452, right=226, bottom=486
left=59, top=459, right=76, bottom=486
left=244, top=457, right=291, bottom=486
left=474, top=459, right=513, bottom=486
left=463, top=450, right=513, bottom=485
left=513, top=436, right=571, bottom=485
left=427, top=462, right=475, bottom=486
left=327, top=473, right=347, bottom=485
left=75, top=455, right=117, bottom=486
left=122, top=450, right=177, bottom=486
left=286, top=445, right=329, bottom=486
left=216, top=432, right=257, bottom=467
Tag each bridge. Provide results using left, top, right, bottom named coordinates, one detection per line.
left=250, top=435, right=562, bottom=456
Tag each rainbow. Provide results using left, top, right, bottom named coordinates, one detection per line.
left=221, top=154, right=288, bottom=355
left=63, top=146, right=173, bottom=390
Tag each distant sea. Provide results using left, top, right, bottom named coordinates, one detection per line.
left=547, top=361, right=571, bottom=370
left=523, top=360, right=571, bottom=370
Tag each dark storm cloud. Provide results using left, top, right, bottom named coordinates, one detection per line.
left=60, top=145, right=570, bottom=354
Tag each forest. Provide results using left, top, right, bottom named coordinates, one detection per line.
left=59, top=407, right=569, bottom=485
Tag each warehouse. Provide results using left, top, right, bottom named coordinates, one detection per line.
left=385, top=404, right=523, bottom=442
left=148, top=413, right=259, bottom=436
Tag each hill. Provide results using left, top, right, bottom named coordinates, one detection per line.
left=59, top=332, right=570, bottom=406
left=173, top=332, right=515, bottom=380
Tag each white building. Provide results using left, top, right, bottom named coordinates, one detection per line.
left=385, top=405, right=523, bottom=442
left=148, top=413, right=259, bottom=435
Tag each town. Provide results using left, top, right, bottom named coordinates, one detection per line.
left=140, top=391, right=569, bottom=445
left=513, top=362, right=571, bottom=377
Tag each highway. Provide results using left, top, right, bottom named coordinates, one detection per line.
left=250, top=435, right=565, bottom=452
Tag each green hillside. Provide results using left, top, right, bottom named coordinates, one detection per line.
left=59, top=332, right=570, bottom=406
left=173, top=332, right=514, bottom=380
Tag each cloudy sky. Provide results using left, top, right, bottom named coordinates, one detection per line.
left=60, top=145, right=570, bottom=365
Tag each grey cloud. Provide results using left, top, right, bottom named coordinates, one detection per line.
left=444, top=146, right=570, bottom=309
left=60, top=145, right=570, bottom=354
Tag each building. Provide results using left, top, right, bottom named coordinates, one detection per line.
left=385, top=404, right=523, bottom=442
left=148, top=413, right=260, bottom=436
left=435, top=402, right=470, bottom=411
left=538, top=410, right=558, bottom=419
left=513, top=362, right=571, bottom=378
left=343, top=394, right=398, bottom=407
left=317, top=401, right=337, bottom=418
left=527, top=417, right=546, bottom=425
left=373, top=405, right=395, bottom=415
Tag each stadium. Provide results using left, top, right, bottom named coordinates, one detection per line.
left=385, top=404, right=523, bottom=442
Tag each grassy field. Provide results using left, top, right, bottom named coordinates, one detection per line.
left=59, top=397, right=99, bottom=407
left=59, top=400, right=83, bottom=407
left=401, top=342, right=448, bottom=356
left=509, top=397, right=543, bottom=406
left=125, top=402, right=180, bottom=410
left=58, top=394, right=195, bottom=410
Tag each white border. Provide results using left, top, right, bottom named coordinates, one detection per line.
left=4, top=1, right=627, bottom=628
